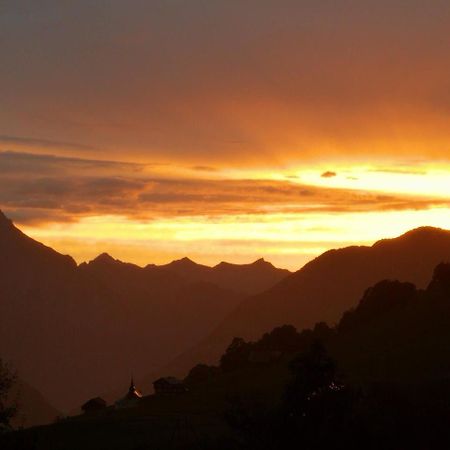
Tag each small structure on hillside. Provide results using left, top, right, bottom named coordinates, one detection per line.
left=81, top=397, right=107, bottom=414
left=153, top=377, right=188, bottom=395
left=115, top=377, right=143, bottom=409
left=248, top=350, right=282, bottom=364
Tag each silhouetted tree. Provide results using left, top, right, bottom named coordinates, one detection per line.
left=225, top=341, right=360, bottom=449
left=338, top=280, right=417, bottom=333
left=284, top=340, right=338, bottom=414
left=282, top=341, right=360, bottom=449
left=256, top=325, right=300, bottom=352
left=224, top=395, right=282, bottom=450
left=184, top=364, right=220, bottom=386
left=220, top=338, right=252, bottom=372
left=428, top=262, right=450, bottom=297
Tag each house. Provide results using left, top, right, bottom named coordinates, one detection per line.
left=115, top=377, right=143, bottom=409
left=153, top=377, right=188, bottom=395
left=81, top=397, right=107, bottom=413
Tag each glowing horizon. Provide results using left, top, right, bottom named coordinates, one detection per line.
left=2, top=1, right=450, bottom=270
left=9, top=153, right=449, bottom=271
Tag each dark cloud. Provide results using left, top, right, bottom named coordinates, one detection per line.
left=321, top=171, right=337, bottom=178
left=0, top=135, right=96, bottom=151
left=2, top=208, right=77, bottom=225
left=0, top=151, right=145, bottom=175
left=191, top=165, right=218, bottom=172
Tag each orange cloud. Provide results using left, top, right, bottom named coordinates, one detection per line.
left=1, top=152, right=448, bottom=227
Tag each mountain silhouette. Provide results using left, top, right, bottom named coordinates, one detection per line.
left=155, top=256, right=289, bottom=295
left=0, top=211, right=288, bottom=414
left=142, top=227, right=450, bottom=386
left=0, top=210, right=76, bottom=272
left=7, top=264, right=450, bottom=449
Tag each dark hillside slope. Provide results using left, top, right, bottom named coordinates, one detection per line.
left=147, top=227, right=450, bottom=383
left=222, top=227, right=450, bottom=340
left=8, top=264, right=450, bottom=450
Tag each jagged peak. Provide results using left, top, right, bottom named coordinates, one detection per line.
left=0, top=210, right=27, bottom=239
left=0, top=209, right=8, bottom=221
left=252, top=257, right=270, bottom=265
left=214, top=261, right=232, bottom=268
left=0, top=210, right=14, bottom=228
left=168, top=257, right=198, bottom=266
left=90, top=252, right=117, bottom=264
left=214, top=258, right=274, bottom=269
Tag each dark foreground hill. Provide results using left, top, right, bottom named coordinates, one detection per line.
left=0, top=211, right=288, bottom=414
left=5, top=263, right=450, bottom=449
left=142, top=227, right=450, bottom=389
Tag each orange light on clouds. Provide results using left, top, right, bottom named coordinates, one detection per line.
left=22, top=205, right=450, bottom=271
left=297, top=164, right=450, bottom=199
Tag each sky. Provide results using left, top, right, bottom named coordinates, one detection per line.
left=1, top=0, right=450, bottom=270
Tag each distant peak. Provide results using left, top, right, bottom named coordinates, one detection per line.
left=91, top=253, right=116, bottom=264
left=252, top=257, right=271, bottom=266
left=171, top=257, right=197, bottom=266
left=214, top=261, right=232, bottom=267
left=0, top=210, right=12, bottom=224
left=180, top=256, right=194, bottom=263
left=0, top=210, right=15, bottom=231
left=214, top=258, right=276, bottom=269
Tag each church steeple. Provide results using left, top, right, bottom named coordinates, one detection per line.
left=125, top=374, right=142, bottom=400
left=115, top=374, right=143, bottom=408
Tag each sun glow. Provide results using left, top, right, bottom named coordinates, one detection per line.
left=297, top=164, right=450, bottom=199
left=5, top=149, right=450, bottom=271
left=22, top=205, right=450, bottom=271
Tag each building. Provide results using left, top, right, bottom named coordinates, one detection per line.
left=115, top=377, right=143, bottom=409
left=153, top=377, right=187, bottom=395
left=81, top=397, right=107, bottom=413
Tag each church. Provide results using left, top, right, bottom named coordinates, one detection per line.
left=115, top=377, right=143, bottom=409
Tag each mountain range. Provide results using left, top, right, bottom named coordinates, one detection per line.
left=2, top=209, right=450, bottom=425
left=139, top=226, right=450, bottom=393
left=7, top=261, right=450, bottom=449
left=0, top=211, right=288, bottom=414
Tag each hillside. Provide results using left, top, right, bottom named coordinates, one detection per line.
left=6, top=262, right=450, bottom=449
left=145, top=227, right=450, bottom=384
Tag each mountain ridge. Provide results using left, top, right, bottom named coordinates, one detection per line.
left=138, top=225, right=450, bottom=392
left=0, top=211, right=289, bottom=415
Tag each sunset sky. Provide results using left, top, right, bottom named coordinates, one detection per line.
left=1, top=0, right=450, bottom=269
